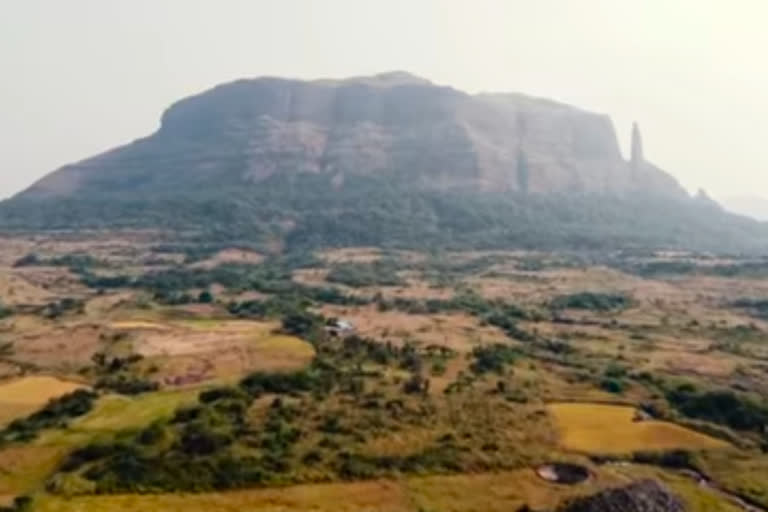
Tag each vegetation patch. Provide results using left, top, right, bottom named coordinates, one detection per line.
left=551, top=293, right=630, bottom=312
left=665, top=385, right=768, bottom=436
left=1, top=389, right=97, bottom=444
left=0, top=377, right=87, bottom=428
left=326, top=260, right=404, bottom=288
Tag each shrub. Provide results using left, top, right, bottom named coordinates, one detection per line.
left=240, top=369, right=329, bottom=396
left=470, top=344, right=519, bottom=374
left=96, top=374, right=158, bottom=395
left=326, top=261, right=403, bottom=288
left=631, top=449, right=695, bottom=469
left=0, top=301, right=12, bottom=319
left=199, top=386, right=247, bottom=404
left=666, top=387, right=768, bottom=433
left=281, top=311, right=323, bottom=336
left=600, top=378, right=625, bottom=394
left=551, top=292, right=630, bottom=312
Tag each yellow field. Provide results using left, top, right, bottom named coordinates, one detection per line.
left=29, top=465, right=742, bottom=512
left=27, top=469, right=615, bottom=512
left=548, top=403, right=730, bottom=454
left=109, top=321, right=172, bottom=330
left=32, top=480, right=413, bottom=512
left=0, top=376, right=86, bottom=427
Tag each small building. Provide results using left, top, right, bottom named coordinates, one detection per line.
left=325, top=318, right=355, bottom=337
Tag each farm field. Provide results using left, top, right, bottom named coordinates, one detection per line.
left=1, top=236, right=768, bottom=511
left=548, top=403, right=730, bottom=454
left=0, top=376, right=86, bottom=427
left=28, top=466, right=736, bottom=512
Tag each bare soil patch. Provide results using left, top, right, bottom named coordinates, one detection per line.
left=317, top=305, right=506, bottom=352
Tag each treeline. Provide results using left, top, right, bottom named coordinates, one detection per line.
left=623, top=259, right=768, bottom=278
left=326, top=260, right=404, bottom=288
left=4, top=172, right=768, bottom=254
left=551, top=292, right=630, bottom=312
left=666, top=384, right=768, bottom=437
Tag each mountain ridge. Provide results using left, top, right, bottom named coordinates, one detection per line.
left=2, top=72, right=766, bottom=253
left=16, top=71, right=684, bottom=200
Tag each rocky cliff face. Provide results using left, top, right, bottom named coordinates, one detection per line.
left=557, top=480, right=687, bottom=512
left=18, top=72, right=686, bottom=200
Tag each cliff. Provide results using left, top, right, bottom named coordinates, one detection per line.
left=18, top=72, right=685, bottom=200
left=5, top=72, right=766, bottom=253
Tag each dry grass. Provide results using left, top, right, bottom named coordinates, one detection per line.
left=699, top=450, right=768, bottom=508
left=0, top=271, right=57, bottom=307
left=317, top=305, right=505, bottom=353
left=548, top=403, right=730, bottom=455
left=109, top=321, right=172, bottom=331
left=406, top=468, right=624, bottom=512
left=9, top=323, right=105, bottom=371
left=317, top=247, right=385, bottom=264
left=27, top=469, right=616, bottom=512
left=0, top=376, right=86, bottom=427
left=32, top=465, right=738, bottom=512
left=644, top=349, right=739, bottom=377
left=32, top=479, right=413, bottom=512
left=190, top=249, right=265, bottom=270
left=0, top=444, right=68, bottom=507
left=107, top=319, right=316, bottom=385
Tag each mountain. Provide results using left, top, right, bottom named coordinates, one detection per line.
left=2, top=71, right=767, bottom=252
left=17, top=71, right=683, bottom=200
left=719, top=195, right=768, bottom=221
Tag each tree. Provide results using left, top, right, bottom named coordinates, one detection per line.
left=281, top=311, right=319, bottom=336
left=0, top=301, right=13, bottom=319
left=198, top=290, right=214, bottom=304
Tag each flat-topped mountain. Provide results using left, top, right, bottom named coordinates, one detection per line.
left=2, top=72, right=766, bottom=252
left=19, top=71, right=682, bottom=199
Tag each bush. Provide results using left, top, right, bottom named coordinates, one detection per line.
left=470, top=344, right=519, bottom=374
left=600, top=378, right=625, bottom=394
left=0, top=301, right=12, bottom=319
left=326, top=261, right=403, bottom=288
left=199, top=386, right=247, bottom=404
left=666, top=387, right=768, bottom=433
left=96, top=375, right=159, bottom=395
left=240, top=369, right=330, bottom=396
left=631, top=449, right=695, bottom=469
left=281, top=311, right=322, bottom=336
left=551, top=292, right=630, bottom=312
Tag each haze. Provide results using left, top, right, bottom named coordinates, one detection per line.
left=1, top=0, right=766, bottom=201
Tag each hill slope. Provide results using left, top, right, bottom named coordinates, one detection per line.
left=2, top=72, right=766, bottom=252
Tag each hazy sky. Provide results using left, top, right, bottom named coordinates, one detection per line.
left=1, top=0, right=767, bottom=200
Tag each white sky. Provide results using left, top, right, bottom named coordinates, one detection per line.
left=1, top=0, right=767, bottom=199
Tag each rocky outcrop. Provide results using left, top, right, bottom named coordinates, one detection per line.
left=17, top=72, right=687, bottom=200
left=557, top=480, right=686, bottom=512
left=631, top=122, right=644, bottom=169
